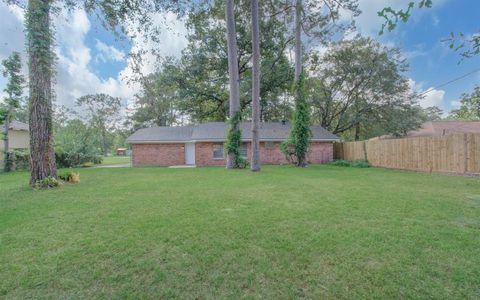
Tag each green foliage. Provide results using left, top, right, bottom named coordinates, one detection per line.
left=136, top=0, right=295, bottom=124
left=58, top=171, right=80, bottom=183
left=76, top=94, right=122, bottom=155
left=329, top=159, right=370, bottom=168
left=1, top=51, right=24, bottom=111
left=287, top=72, right=311, bottom=167
left=1, top=51, right=25, bottom=172
left=279, top=140, right=296, bottom=164
left=55, top=152, right=103, bottom=168
left=2, top=149, right=29, bottom=172
left=224, top=111, right=247, bottom=169
left=3, top=151, right=14, bottom=172
left=308, top=36, right=425, bottom=140
left=133, top=63, right=180, bottom=127
left=449, top=86, right=480, bottom=120
left=33, top=176, right=60, bottom=189
left=378, top=1, right=432, bottom=34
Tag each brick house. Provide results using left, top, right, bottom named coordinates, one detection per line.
left=126, top=122, right=339, bottom=167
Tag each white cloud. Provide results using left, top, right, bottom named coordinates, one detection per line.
left=0, top=2, right=189, bottom=115
left=450, top=100, right=461, bottom=110
left=408, top=78, right=446, bottom=109
left=95, top=39, right=125, bottom=62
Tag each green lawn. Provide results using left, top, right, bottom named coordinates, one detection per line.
left=1, top=166, right=479, bottom=299
left=100, top=155, right=131, bottom=165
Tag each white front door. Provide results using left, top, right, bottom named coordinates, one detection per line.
left=185, top=143, right=195, bottom=165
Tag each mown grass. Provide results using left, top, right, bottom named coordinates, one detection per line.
left=1, top=166, right=479, bottom=299
left=100, top=156, right=131, bottom=165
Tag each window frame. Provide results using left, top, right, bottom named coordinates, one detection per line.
left=212, top=143, right=224, bottom=160
left=239, top=143, right=248, bottom=157
left=265, top=141, right=275, bottom=150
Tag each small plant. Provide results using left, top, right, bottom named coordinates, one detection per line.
left=329, top=159, right=352, bottom=167
left=351, top=160, right=370, bottom=168
left=58, top=171, right=80, bottom=183
left=280, top=140, right=297, bottom=164
left=330, top=160, right=370, bottom=168
left=33, top=176, right=60, bottom=189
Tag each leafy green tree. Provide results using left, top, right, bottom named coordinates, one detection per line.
left=353, top=105, right=442, bottom=140
left=133, top=63, right=181, bottom=127
left=449, top=86, right=480, bottom=120
left=1, top=51, right=25, bottom=172
left=172, top=0, right=294, bottom=122
left=76, top=94, right=122, bottom=155
left=308, top=36, right=412, bottom=139
left=5, top=0, right=185, bottom=185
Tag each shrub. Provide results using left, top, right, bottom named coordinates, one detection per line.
left=351, top=160, right=370, bottom=168
left=3, top=149, right=29, bottom=172
left=329, top=160, right=352, bottom=167
left=330, top=159, right=370, bottom=168
left=280, top=140, right=297, bottom=164
left=33, top=176, right=60, bottom=189
left=55, top=152, right=103, bottom=168
left=59, top=171, right=80, bottom=183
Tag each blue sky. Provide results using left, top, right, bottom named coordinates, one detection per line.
left=0, top=0, right=479, bottom=115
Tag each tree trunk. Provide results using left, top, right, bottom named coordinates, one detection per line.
left=3, top=112, right=9, bottom=172
left=294, top=0, right=302, bottom=82
left=355, top=123, right=360, bottom=141
left=102, top=127, right=108, bottom=155
left=4, top=112, right=9, bottom=153
left=225, top=0, right=241, bottom=169
left=250, top=0, right=261, bottom=172
left=27, top=0, right=57, bottom=185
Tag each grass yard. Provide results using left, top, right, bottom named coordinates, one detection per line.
left=1, top=166, right=479, bottom=299
left=100, top=155, right=131, bottom=166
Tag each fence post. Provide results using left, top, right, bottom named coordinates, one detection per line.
left=363, top=141, right=368, bottom=162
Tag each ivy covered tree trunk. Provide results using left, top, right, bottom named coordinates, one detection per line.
left=250, top=0, right=261, bottom=171
left=291, top=72, right=311, bottom=167
left=26, top=0, right=57, bottom=185
left=225, top=0, right=242, bottom=169
left=3, top=112, right=10, bottom=171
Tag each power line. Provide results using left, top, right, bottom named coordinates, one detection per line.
left=416, top=67, right=480, bottom=97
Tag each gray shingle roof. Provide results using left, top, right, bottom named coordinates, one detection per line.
left=0, top=120, right=29, bottom=131
left=127, top=122, right=338, bottom=143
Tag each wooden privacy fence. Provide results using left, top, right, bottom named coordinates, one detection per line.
left=334, top=133, right=480, bottom=175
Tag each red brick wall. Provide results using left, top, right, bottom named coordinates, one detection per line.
left=131, top=144, right=185, bottom=166
left=193, top=141, right=333, bottom=166
left=132, top=141, right=333, bottom=167
left=307, top=141, right=334, bottom=164
left=195, top=142, right=225, bottom=166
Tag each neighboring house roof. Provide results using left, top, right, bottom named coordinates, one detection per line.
left=1, top=120, right=29, bottom=131
left=407, top=121, right=480, bottom=137
left=126, top=122, right=339, bottom=144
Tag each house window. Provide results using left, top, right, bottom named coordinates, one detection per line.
left=239, top=143, right=248, bottom=157
left=265, top=141, right=275, bottom=150
left=213, top=143, right=224, bottom=159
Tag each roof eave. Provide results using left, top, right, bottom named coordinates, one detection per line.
left=126, top=138, right=339, bottom=144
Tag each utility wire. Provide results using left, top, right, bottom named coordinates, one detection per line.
left=416, top=67, right=480, bottom=97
